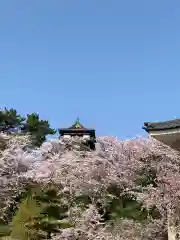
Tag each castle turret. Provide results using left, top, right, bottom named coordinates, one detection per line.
left=59, top=118, right=96, bottom=150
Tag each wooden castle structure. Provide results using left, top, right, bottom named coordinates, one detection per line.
left=58, top=118, right=96, bottom=150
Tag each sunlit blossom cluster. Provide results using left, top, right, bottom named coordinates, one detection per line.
left=0, top=133, right=180, bottom=239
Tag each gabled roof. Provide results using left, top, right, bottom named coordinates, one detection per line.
left=69, top=117, right=85, bottom=130
left=59, top=118, right=95, bottom=134
left=143, top=118, right=180, bottom=132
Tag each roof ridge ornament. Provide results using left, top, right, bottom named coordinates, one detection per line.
left=74, top=117, right=81, bottom=128
left=65, top=117, right=86, bottom=130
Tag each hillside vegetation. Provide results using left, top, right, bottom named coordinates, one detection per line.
left=0, top=130, right=180, bottom=240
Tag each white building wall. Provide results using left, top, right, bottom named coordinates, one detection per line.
left=62, top=135, right=71, bottom=139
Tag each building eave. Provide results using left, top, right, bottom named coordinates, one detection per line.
left=143, top=119, right=180, bottom=132
left=148, top=128, right=180, bottom=136
left=59, top=128, right=95, bottom=132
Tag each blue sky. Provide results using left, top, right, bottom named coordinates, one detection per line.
left=0, top=0, right=180, bottom=139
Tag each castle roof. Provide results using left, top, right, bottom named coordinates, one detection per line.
left=143, top=118, right=180, bottom=132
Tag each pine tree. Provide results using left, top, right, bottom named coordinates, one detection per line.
left=96, top=184, right=161, bottom=223
left=0, top=184, right=72, bottom=240
left=34, top=184, right=72, bottom=239
left=0, top=108, right=25, bottom=133
left=0, top=108, right=56, bottom=147
left=24, top=113, right=56, bottom=147
left=10, top=191, right=43, bottom=240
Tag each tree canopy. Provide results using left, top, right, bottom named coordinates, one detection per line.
left=0, top=108, right=56, bottom=146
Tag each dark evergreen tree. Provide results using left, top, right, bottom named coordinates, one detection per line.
left=0, top=108, right=56, bottom=146
left=10, top=193, right=43, bottom=240
left=1, top=185, right=72, bottom=239
left=23, top=113, right=56, bottom=147
left=0, top=108, right=25, bottom=133
left=98, top=184, right=161, bottom=222
left=34, top=184, right=72, bottom=239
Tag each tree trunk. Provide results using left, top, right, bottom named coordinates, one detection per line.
left=168, top=217, right=177, bottom=240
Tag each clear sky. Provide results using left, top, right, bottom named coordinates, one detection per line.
left=0, top=0, right=180, bottom=139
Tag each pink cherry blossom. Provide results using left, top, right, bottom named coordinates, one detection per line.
left=1, top=133, right=180, bottom=239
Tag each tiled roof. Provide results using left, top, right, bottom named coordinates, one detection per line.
left=68, top=117, right=86, bottom=130
left=143, top=118, right=180, bottom=132
left=59, top=118, right=95, bottom=133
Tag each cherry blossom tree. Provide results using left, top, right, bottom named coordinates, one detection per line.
left=1, top=133, right=180, bottom=239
